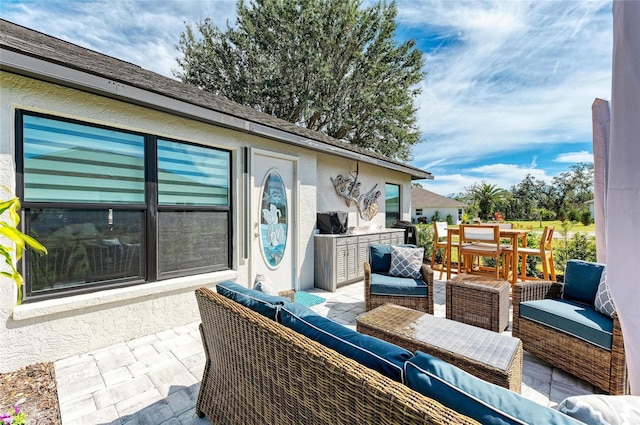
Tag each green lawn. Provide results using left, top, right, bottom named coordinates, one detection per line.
left=506, top=220, right=595, bottom=233
left=445, top=220, right=595, bottom=233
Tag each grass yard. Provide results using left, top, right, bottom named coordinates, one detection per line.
left=441, top=220, right=595, bottom=233
left=505, top=220, right=595, bottom=233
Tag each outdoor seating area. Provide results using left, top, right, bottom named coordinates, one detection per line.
left=3, top=6, right=640, bottom=425
left=53, top=275, right=626, bottom=425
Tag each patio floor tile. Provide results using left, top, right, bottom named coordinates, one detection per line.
left=54, top=277, right=597, bottom=424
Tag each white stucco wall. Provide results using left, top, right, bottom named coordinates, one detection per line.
left=0, top=72, right=324, bottom=371
left=0, top=71, right=414, bottom=372
left=315, top=154, right=412, bottom=230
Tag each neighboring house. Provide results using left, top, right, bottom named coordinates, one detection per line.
left=585, top=199, right=595, bottom=220
left=0, top=20, right=432, bottom=372
left=411, top=187, right=466, bottom=225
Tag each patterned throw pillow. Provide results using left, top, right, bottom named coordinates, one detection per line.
left=594, top=269, right=616, bottom=318
left=389, top=245, right=424, bottom=279
left=253, top=273, right=278, bottom=296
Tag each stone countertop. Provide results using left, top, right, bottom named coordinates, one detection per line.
left=314, top=228, right=405, bottom=237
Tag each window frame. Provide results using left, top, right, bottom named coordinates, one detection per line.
left=384, top=183, right=401, bottom=227
left=16, top=110, right=233, bottom=301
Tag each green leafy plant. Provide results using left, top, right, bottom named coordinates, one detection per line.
left=415, top=223, right=434, bottom=262
left=1, top=188, right=47, bottom=304
left=1, top=404, right=26, bottom=424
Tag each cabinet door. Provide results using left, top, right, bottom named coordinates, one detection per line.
left=336, top=244, right=348, bottom=284
left=345, top=243, right=358, bottom=282
left=356, top=234, right=379, bottom=279
left=336, top=237, right=358, bottom=284
left=336, top=243, right=358, bottom=284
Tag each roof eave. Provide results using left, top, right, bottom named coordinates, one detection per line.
left=1, top=46, right=433, bottom=180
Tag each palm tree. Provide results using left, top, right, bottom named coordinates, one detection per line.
left=466, top=182, right=509, bottom=220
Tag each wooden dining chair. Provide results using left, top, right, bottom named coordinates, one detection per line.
left=503, top=226, right=556, bottom=281
left=458, top=224, right=506, bottom=279
left=431, top=221, right=453, bottom=279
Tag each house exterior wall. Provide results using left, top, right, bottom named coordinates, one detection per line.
left=0, top=72, right=415, bottom=372
left=316, top=154, right=412, bottom=230
left=0, top=72, right=317, bottom=371
left=412, top=207, right=463, bottom=224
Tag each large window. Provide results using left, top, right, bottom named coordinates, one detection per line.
left=385, top=183, right=400, bottom=227
left=17, top=111, right=232, bottom=301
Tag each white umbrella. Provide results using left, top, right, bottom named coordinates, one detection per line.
left=608, top=0, right=640, bottom=395
left=591, top=98, right=609, bottom=264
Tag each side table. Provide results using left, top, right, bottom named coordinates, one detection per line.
left=446, top=274, right=510, bottom=332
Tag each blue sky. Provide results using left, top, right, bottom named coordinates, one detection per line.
left=1, top=0, right=613, bottom=196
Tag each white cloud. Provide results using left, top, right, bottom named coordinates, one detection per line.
left=3, top=0, right=612, bottom=195
left=2, top=0, right=237, bottom=78
left=554, top=151, right=594, bottom=163
left=400, top=0, right=612, bottom=190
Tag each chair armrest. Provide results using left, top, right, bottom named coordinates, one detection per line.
left=420, top=263, right=434, bottom=287
left=364, top=262, right=372, bottom=294
left=513, top=280, right=563, bottom=304
left=278, top=290, right=296, bottom=302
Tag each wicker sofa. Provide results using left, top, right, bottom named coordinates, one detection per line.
left=513, top=260, right=628, bottom=395
left=364, top=244, right=434, bottom=314
left=195, top=284, right=582, bottom=424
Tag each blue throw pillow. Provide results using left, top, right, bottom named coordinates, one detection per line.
left=216, top=280, right=289, bottom=321
left=405, top=352, right=582, bottom=425
left=280, top=302, right=413, bottom=383
left=562, top=260, right=605, bottom=305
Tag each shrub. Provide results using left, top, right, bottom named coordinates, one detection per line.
left=415, top=223, right=438, bottom=263
left=580, top=210, right=592, bottom=226
left=554, top=232, right=597, bottom=271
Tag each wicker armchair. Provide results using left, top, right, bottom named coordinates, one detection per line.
left=364, top=260, right=434, bottom=314
left=513, top=280, right=629, bottom=395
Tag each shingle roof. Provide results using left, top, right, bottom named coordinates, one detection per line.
left=411, top=187, right=467, bottom=208
left=0, top=19, right=432, bottom=180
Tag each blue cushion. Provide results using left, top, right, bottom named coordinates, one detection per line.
left=405, top=352, right=583, bottom=425
left=369, top=244, right=416, bottom=273
left=280, top=302, right=413, bottom=383
left=520, top=299, right=613, bottom=350
left=216, top=281, right=289, bottom=321
left=370, top=273, right=428, bottom=297
left=562, top=260, right=605, bottom=305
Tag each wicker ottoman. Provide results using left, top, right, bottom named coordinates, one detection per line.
left=446, top=274, right=510, bottom=332
left=357, top=303, right=523, bottom=392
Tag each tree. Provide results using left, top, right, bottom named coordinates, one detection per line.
left=466, top=182, right=509, bottom=220
left=174, top=0, right=425, bottom=161
left=548, top=163, right=594, bottom=216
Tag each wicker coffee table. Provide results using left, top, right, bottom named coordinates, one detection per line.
left=356, top=303, right=522, bottom=392
left=446, top=274, right=510, bottom=332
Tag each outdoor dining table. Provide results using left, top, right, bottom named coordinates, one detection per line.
left=445, top=226, right=528, bottom=284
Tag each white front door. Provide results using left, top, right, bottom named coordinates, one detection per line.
left=250, top=149, right=297, bottom=292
